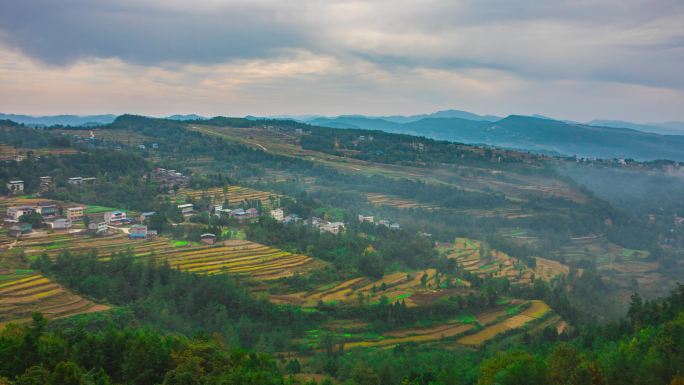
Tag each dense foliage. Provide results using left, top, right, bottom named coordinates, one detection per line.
left=39, top=252, right=316, bottom=351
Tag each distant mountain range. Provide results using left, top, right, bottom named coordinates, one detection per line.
left=0, top=113, right=118, bottom=127
left=303, top=114, right=684, bottom=161
left=588, top=120, right=684, bottom=135
left=4, top=110, right=684, bottom=161
left=166, top=114, right=207, bottom=121
left=0, top=113, right=207, bottom=127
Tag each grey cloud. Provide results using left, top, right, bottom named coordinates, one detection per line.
left=0, top=0, right=682, bottom=109
left=0, top=0, right=311, bottom=65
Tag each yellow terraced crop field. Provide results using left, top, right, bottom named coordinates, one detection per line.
left=439, top=238, right=536, bottom=286
left=535, top=257, right=570, bottom=281
left=366, top=193, right=438, bottom=210
left=0, top=272, right=109, bottom=327
left=160, top=240, right=323, bottom=280
left=342, top=303, right=521, bottom=350
left=456, top=300, right=551, bottom=346
left=270, top=268, right=466, bottom=308
left=175, top=185, right=279, bottom=208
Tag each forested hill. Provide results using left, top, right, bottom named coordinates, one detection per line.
left=310, top=115, right=684, bottom=161
left=25, top=112, right=684, bottom=162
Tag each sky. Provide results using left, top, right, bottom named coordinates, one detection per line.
left=0, top=0, right=683, bottom=122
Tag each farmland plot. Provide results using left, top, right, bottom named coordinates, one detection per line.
left=270, top=268, right=468, bottom=308
left=175, top=185, right=279, bottom=208
left=456, top=300, right=551, bottom=347
left=366, top=193, right=438, bottom=210
left=0, top=271, right=109, bottom=327
left=341, top=301, right=545, bottom=350
left=160, top=240, right=323, bottom=280
left=440, top=238, right=536, bottom=285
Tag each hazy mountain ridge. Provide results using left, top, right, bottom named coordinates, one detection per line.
left=0, top=113, right=118, bottom=127
left=309, top=114, right=684, bottom=161
left=589, top=119, right=684, bottom=135
left=5, top=110, right=684, bottom=161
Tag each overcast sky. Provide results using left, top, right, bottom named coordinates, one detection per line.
left=1, top=0, right=683, bottom=122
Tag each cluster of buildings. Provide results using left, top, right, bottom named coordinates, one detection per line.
left=5, top=175, right=95, bottom=195
left=152, top=168, right=189, bottom=190
left=358, top=214, right=401, bottom=231
left=267, top=208, right=401, bottom=236
left=269, top=208, right=301, bottom=224
left=268, top=207, right=345, bottom=234
left=179, top=203, right=261, bottom=223
left=67, top=176, right=97, bottom=186
left=137, top=143, right=159, bottom=150
left=3, top=202, right=88, bottom=236
left=2, top=201, right=162, bottom=239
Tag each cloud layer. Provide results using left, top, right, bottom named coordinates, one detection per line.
left=1, top=0, right=683, bottom=121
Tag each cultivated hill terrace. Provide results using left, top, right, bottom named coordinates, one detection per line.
left=0, top=115, right=683, bottom=384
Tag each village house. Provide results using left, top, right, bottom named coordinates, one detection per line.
left=358, top=215, right=374, bottom=224
left=320, top=221, right=345, bottom=235
left=88, top=221, right=108, bottom=234
left=35, top=203, right=57, bottom=218
left=66, top=206, right=85, bottom=221
left=305, top=217, right=323, bottom=228
left=8, top=223, right=32, bottom=237
left=177, top=203, right=194, bottom=215
left=40, top=176, right=52, bottom=185
left=139, top=212, right=155, bottom=222
left=230, top=208, right=246, bottom=220
left=67, top=177, right=83, bottom=185
left=217, top=208, right=233, bottom=217
left=104, top=210, right=127, bottom=224
left=283, top=214, right=301, bottom=224
left=6, top=180, right=24, bottom=194
left=129, top=224, right=148, bottom=239
left=270, top=208, right=284, bottom=222
left=50, top=218, right=72, bottom=230
left=245, top=208, right=259, bottom=218
left=390, top=223, right=401, bottom=231
left=68, top=177, right=96, bottom=186
left=147, top=230, right=157, bottom=238
left=6, top=206, right=36, bottom=220
left=200, top=233, right=216, bottom=245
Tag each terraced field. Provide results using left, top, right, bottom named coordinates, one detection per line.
left=17, top=232, right=206, bottom=260
left=535, top=257, right=570, bottom=281
left=366, top=193, right=438, bottom=210
left=175, top=185, right=279, bottom=208
left=10, top=229, right=322, bottom=281
left=0, top=271, right=109, bottom=327
left=0, top=144, right=79, bottom=160
left=270, top=268, right=468, bottom=308
left=162, top=240, right=322, bottom=279
left=340, top=300, right=551, bottom=350
left=456, top=300, right=551, bottom=346
left=441, top=238, right=535, bottom=285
